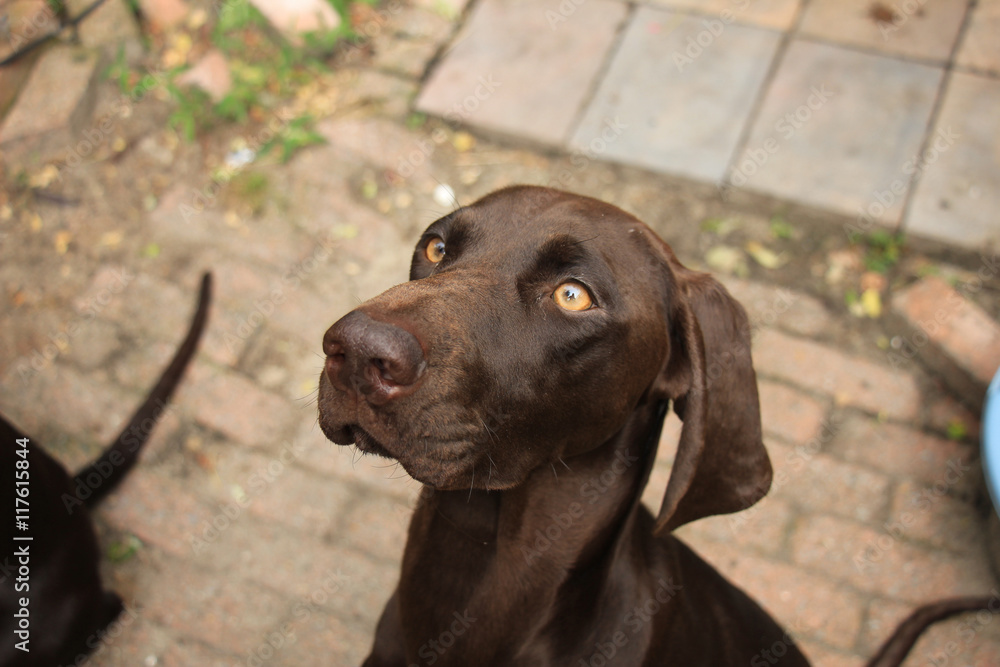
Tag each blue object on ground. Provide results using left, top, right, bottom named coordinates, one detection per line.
left=983, top=368, right=1000, bottom=515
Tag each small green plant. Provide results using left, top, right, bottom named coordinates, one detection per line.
left=858, top=230, right=905, bottom=273
left=230, top=170, right=271, bottom=212
left=946, top=419, right=967, bottom=441
left=103, top=0, right=383, bottom=160
left=166, top=80, right=214, bottom=141
left=769, top=215, right=794, bottom=240
left=406, top=112, right=428, bottom=130
left=700, top=216, right=739, bottom=236
left=107, top=535, right=143, bottom=563
left=260, top=115, right=326, bottom=163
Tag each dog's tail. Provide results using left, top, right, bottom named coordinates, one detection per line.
left=864, top=595, right=997, bottom=667
left=75, top=273, right=212, bottom=508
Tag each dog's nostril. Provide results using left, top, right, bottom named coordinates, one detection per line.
left=322, top=311, right=426, bottom=402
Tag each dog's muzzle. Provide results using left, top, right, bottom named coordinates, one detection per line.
left=323, top=310, right=427, bottom=406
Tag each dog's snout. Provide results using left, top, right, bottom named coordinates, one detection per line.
left=323, top=311, right=426, bottom=405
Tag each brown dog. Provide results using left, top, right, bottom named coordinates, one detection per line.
left=1, top=273, right=211, bottom=667
left=317, top=187, right=988, bottom=666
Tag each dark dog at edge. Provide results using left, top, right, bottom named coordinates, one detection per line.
left=0, top=273, right=211, bottom=667
left=317, top=187, right=991, bottom=666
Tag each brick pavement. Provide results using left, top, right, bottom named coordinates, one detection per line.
left=1, top=1, right=999, bottom=666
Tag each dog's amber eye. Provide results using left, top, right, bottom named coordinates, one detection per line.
left=425, top=237, right=446, bottom=263
left=553, top=282, right=593, bottom=311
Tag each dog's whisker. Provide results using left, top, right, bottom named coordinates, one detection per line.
left=486, top=452, right=497, bottom=486
left=571, top=234, right=601, bottom=246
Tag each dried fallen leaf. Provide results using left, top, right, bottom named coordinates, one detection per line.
left=29, top=164, right=60, bottom=189
left=705, top=245, right=748, bottom=276
left=187, top=8, right=208, bottom=29
left=452, top=132, right=476, bottom=152
left=101, top=231, right=124, bottom=248
left=745, top=241, right=788, bottom=269
left=54, top=230, right=72, bottom=254
left=333, top=224, right=358, bottom=240
left=701, top=216, right=739, bottom=236
left=860, top=288, right=882, bottom=318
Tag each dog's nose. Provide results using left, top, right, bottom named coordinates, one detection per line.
left=323, top=311, right=426, bottom=405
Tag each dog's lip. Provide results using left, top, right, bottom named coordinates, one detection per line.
left=348, top=425, right=394, bottom=458
left=332, top=422, right=482, bottom=487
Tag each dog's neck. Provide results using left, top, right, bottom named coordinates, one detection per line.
left=419, top=399, right=663, bottom=555
left=399, top=400, right=667, bottom=657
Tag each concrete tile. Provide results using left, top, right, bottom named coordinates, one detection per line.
left=0, top=0, right=60, bottom=63
left=957, top=0, right=1000, bottom=75
left=0, top=45, right=99, bottom=147
left=906, top=71, right=1000, bottom=251
left=416, top=0, right=628, bottom=145
left=572, top=6, right=781, bottom=182
left=67, top=0, right=141, bottom=49
left=645, top=0, right=803, bottom=30
left=732, top=39, right=942, bottom=224
left=799, top=0, right=968, bottom=63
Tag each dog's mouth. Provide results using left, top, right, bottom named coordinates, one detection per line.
left=318, top=415, right=395, bottom=459
left=325, top=418, right=488, bottom=489
left=344, top=425, right=394, bottom=459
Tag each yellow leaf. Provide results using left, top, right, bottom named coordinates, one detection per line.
left=745, top=241, right=787, bottom=269
left=861, top=288, right=882, bottom=318
left=333, top=224, right=358, bottom=240
left=452, top=132, right=476, bottom=152
left=100, top=231, right=124, bottom=248
left=29, top=164, right=60, bottom=188
left=54, top=230, right=72, bottom=254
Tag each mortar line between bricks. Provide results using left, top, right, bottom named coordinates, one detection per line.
left=756, top=370, right=927, bottom=428
left=782, top=507, right=995, bottom=593
left=820, top=406, right=981, bottom=477
left=691, top=525, right=894, bottom=620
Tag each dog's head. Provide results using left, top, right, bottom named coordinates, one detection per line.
left=318, top=186, right=770, bottom=532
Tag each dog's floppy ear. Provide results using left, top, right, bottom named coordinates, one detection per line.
left=650, top=246, right=772, bottom=535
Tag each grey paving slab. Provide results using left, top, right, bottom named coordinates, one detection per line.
left=571, top=6, right=782, bottom=183
left=645, top=0, right=802, bottom=30
left=956, top=0, right=1000, bottom=76
left=415, top=0, right=628, bottom=146
left=0, top=45, right=98, bottom=143
left=729, top=39, right=943, bottom=225
left=906, top=71, right=1000, bottom=250
left=798, top=0, right=968, bottom=64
